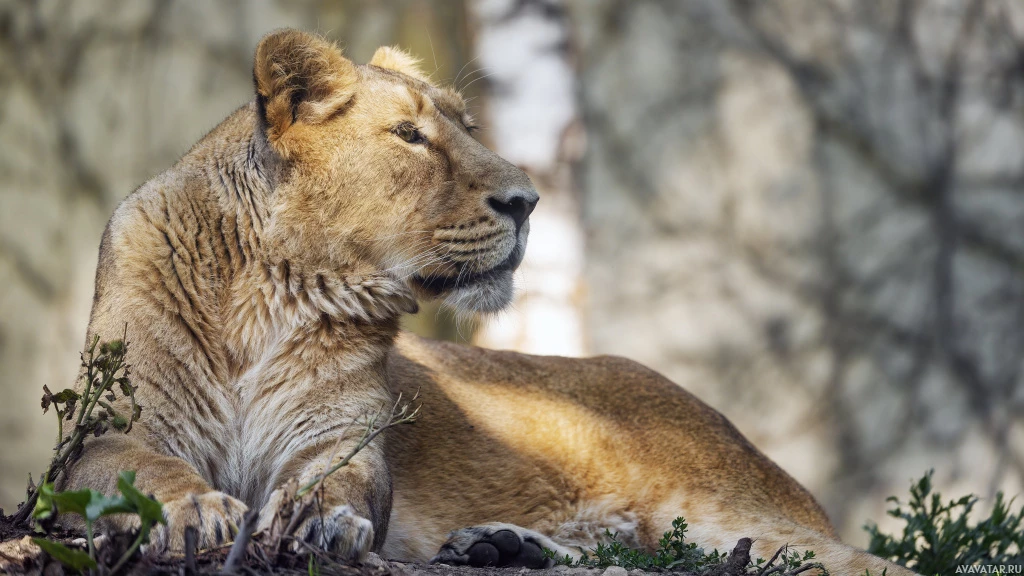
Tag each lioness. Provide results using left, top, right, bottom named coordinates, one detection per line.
left=64, top=29, right=912, bottom=575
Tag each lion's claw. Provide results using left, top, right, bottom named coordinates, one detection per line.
left=148, top=491, right=248, bottom=554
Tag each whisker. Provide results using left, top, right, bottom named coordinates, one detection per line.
left=427, top=32, right=439, bottom=75
left=366, top=230, right=433, bottom=242
left=458, top=65, right=491, bottom=88
left=454, top=56, right=482, bottom=87
left=460, top=70, right=496, bottom=93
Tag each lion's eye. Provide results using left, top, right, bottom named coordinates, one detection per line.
left=394, top=123, right=426, bottom=144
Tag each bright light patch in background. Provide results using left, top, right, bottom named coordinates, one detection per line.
left=469, top=0, right=585, bottom=356
left=472, top=0, right=576, bottom=171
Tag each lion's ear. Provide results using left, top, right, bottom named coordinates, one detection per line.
left=369, top=46, right=432, bottom=84
left=254, top=29, right=358, bottom=151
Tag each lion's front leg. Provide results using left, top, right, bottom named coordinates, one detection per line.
left=258, top=441, right=392, bottom=561
left=63, top=432, right=249, bottom=554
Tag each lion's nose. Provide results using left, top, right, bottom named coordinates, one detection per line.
left=488, top=190, right=538, bottom=230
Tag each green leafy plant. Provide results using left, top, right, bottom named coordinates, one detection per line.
left=546, top=517, right=826, bottom=575
left=32, top=470, right=165, bottom=575
left=32, top=538, right=97, bottom=573
left=753, top=547, right=827, bottom=575
left=550, top=517, right=726, bottom=571
left=13, top=332, right=139, bottom=527
left=865, top=470, right=1023, bottom=575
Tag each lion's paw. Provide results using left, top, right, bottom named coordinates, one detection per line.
left=150, top=491, right=248, bottom=553
left=291, top=504, right=374, bottom=562
left=431, top=523, right=566, bottom=569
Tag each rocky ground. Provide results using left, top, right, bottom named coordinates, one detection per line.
left=1, top=510, right=753, bottom=576
left=388, top=564, right=694, bottom=576
left=2, top=539, right=714, bottom=576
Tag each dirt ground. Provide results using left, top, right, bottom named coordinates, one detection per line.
left=1, top=511, right=751, bottom=576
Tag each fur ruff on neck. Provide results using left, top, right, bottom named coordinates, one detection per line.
left=264, top=261, right=418, bottom=327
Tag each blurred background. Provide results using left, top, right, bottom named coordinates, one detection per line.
left=1, top=0, right=1022, bottom=547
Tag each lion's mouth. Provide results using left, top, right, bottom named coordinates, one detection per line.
left=412, top=250, right=521, bottom=295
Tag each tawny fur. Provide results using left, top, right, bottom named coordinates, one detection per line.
left=369, top=46, right=434, bottom=84
left=64, top=28, right=913, bottom=575
left=384, top=336, right=914, bottom=574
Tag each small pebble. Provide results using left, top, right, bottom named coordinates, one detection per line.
left=363, top=552, right=387, bottom=568
left=603, top=566, right=628, bottom=576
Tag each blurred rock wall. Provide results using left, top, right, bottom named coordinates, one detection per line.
left=571, top=0, right=1024, bottom=543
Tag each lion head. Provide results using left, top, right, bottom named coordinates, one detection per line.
left=252, top=29, right=537, bottom=313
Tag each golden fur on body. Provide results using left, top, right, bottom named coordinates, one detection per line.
left=65, top=29, right=913, bottom=575
left=68, top=29, right=532, bottom=558
left=385, top=336, right=913, bottom=574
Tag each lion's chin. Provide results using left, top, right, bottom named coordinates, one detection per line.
left=440, top=269, right=516, bottom=313
left=409, top=267, right=516, bottom=313
left=409, top=241, right=525, bottom=314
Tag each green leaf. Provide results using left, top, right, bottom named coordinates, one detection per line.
left=32, top=483, right=56, bottom=520
left=49, top=488, right=94, bottom=518
left=117, top=471, right=165, bottom=527
left=52, top=389, right=81, bottom=403
left=84, top=493, right=134, bottom=522
left=32, top=538, right=97, bottom=573
left=37, top=482, right=136, bottom=522
left=112, top=414, right=129, bottom=431
left=106, top=339, right=125, bottom=355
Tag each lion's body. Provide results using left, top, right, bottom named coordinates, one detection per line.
left=61, top=29, right=914, bottom=575
left=382, top=335, right=911, bottom=574
left=73, top=101, right=407, bottom=551
left=66, top=31, right=532, bottom=556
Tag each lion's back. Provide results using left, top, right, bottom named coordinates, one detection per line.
left=385, top=333, right=836, bottom=543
